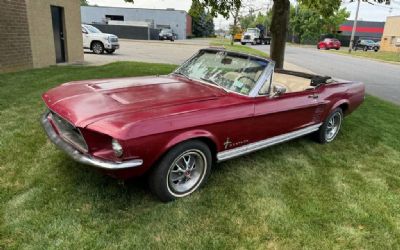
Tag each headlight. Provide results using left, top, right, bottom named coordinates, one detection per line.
left=112, top=139, right=123, bottom=157
left=108, top=36, right=111, bottom=43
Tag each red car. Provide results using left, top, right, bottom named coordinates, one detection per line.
left=317, top=38, right=341, bottom=50
left=41, top=49, right=364, bottom=201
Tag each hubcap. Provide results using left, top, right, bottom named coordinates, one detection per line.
left=167, top=150, right=206, bottom=196
left=93, top=44, right=102, bottom=54
left=325, top=112, right=342, bottom=142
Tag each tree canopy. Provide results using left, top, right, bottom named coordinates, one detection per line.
left=189, top=0, right=215, bottom=37
left=80, top=0, right=89, bottom=6
left=290, top=6, right=349, bottom=44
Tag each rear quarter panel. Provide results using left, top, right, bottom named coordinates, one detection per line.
left=317, top=81, right=365, bottom=121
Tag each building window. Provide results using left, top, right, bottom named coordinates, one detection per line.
left=105, top=15, right=124, bottom=21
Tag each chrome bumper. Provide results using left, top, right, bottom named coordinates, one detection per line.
left=41, top=112, right=143, bottom=170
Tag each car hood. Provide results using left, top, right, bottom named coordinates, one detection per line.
left=42, top=75, right=225, bottom=128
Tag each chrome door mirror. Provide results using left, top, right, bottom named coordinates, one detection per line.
left=271, top=85, right=287, bottom=98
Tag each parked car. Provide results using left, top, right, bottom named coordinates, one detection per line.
left=353, top=39, right=380, bottom=52
left=82, top=24, right=119, bottom=54
left=41, top=48, right=365, bottom=202
left=159, top=29, right=177, bottom=41
left=317, top=38, right=341, bottom=50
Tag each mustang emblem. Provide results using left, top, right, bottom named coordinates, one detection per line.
left=224, top=138, right=232, bottom=149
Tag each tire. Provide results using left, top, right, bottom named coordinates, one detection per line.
left=241, top=42, right=246, bottom=45
left=317, top=45, right=320, bottom=50
left=363, top=47, right=368, bottom=52
left=106, top=49, right=115, bottom=54
left=252, top=40, right=257, bottom=45
left=336, top=48, right=340, bottom=50
left=148, top=140, right=212, bottom=202
left=315, top=108, right=343, bottom=144
left=91, top=41, right=104, bottom=54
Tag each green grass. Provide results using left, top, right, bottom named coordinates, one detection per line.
left=327, top=48, right=400, bottom=63
left=210, top=38, right=269, bottom=58
left=1, top=62, right=400, bottom=249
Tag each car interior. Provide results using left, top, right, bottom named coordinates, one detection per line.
left=260, top=69, right=334, bottom=95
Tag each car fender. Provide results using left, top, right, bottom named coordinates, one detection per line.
left=163, top=129, right=220, bottom=155
left=329, top=99, right=350, bottom=117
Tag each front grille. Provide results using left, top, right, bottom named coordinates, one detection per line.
left=110, top=37, right=118, bottom=43
left=50, top=111, right=88, bottom=153
left=244, top=35, right=251, bottom=40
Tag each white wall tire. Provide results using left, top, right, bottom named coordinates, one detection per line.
left=148, top=140, right=212, bottom=202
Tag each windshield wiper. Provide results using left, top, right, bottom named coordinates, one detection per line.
left=200, top=77, right=219, bottom=86
left=172, top=71, right=191, bottom=80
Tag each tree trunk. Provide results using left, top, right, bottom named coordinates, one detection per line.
left=270, top=0, right=290, bottom=69
left=231, top=8, right=239, bottom=46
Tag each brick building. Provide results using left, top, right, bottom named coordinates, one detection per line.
left=0, top=0, right=83, bottom=73
left=380, top=16, right=400, bottom=52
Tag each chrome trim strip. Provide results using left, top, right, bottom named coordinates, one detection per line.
left=217, top=123, right=322, bottom=162
left=41, top=111, right=143, bottom=170
left=249, top=60, right=275, bottom=97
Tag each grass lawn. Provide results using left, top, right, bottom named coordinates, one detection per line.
left=1, top=62, right=400, bottom=249
left=210, top=38, right=269, bottom=58
left=327, top=48, right=400, bottom=63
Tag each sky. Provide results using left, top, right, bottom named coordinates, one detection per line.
left=88, top=0, right=400, bottom=29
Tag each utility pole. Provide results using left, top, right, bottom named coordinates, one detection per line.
left=348, top=0, right=361, bottom=53
left=292, top=0, right=299, bottom=43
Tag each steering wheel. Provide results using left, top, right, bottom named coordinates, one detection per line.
left=237, top=75, right=256, bottom=84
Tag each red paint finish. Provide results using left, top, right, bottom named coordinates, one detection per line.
left=339, top=25, right=384, bottom=34
left=42, top=74, right=365, bottom=180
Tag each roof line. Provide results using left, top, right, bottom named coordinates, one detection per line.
left=81, top=5, right=187, bottom=14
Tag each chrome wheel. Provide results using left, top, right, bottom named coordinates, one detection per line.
left=167, top=149, right=207, bottom=196
left=92, top=43, right=103, bottom=54
left=325, top=112, right=342, bottom=142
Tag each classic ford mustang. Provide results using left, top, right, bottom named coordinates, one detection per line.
left=41, top=48, right=365, bottom=201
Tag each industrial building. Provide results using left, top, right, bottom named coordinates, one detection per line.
left=81, top=6, right=192, bottom=40
left=337, top=20, right=385, bottom=46
left=380, top=16, right=400, bottom=52
left=0, top=0, right=83, bottom=73
left=338, top=20, right=385, bottom=46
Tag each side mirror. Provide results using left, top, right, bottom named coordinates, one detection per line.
left=82, top=30, right=88, bottom=34
left=271, top=85, right=287, bottom=98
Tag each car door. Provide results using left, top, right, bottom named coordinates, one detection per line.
left=82, top=26, right=90, bottom=49
left=250, top=76, right=324, bottom=143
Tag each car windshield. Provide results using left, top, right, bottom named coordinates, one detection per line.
left=160, top=29, right=172, bottom=34
left=85, top=25, right=102, bottom=34
left=363, top=40, right=374, bottom=44
left=247, top=29, right=258, bottom=34
left=174, top=50, right=268, bottom=96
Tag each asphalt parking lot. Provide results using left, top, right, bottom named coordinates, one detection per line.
left=84, top=39, right=210, bottom=66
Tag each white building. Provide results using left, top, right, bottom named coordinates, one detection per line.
left=81, top=6, right=191, bottom=39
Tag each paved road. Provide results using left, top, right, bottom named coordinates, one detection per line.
left=84, top=39, right=209, bottom=66
left=250, top=44, right=400, bottom=105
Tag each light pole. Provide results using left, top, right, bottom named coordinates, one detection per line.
left=348, top=0, right=361, bottom=53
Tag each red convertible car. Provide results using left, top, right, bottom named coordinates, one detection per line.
left=41, top=48, right=365, bottom=201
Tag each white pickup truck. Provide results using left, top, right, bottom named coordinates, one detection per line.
left=82, top=24, right=120, bottom=54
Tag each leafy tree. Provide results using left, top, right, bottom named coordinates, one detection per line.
left=80, top=0, right=89, bottom=6
left=290, top=6, right=349, bottom=44
left=189, top=0, right=215, bottom=37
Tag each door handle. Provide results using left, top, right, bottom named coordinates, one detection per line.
left=308, top=94, right=318, bottom=99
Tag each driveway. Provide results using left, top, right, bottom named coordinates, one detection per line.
left=250, top=44, right=400, bottom=105
left=84, top=39, right=209, bottom=66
